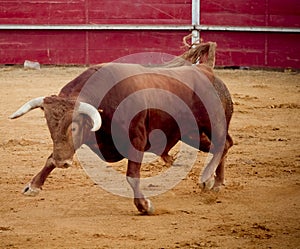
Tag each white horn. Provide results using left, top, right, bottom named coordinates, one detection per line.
left=78, top=102, right=102, bottom=131
left=9, top=97, right=44, bottom=119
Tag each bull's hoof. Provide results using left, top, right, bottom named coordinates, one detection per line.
left=144, top=199, right=155, bottom=215
left=200, top=177, right=225, bottom=192
left=135, top=198, right=155, bottom=215
left=200, top=177, right=215, bottom=191
left=22, top=183, right=40, bottom=196
left=212, top=180, right=225, bottom=192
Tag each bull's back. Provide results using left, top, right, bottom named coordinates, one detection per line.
left=58, top=65, right=102, bottom=98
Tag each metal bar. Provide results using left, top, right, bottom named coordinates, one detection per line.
left=0, top=24, right=193, bottom=31
left=196, top=25, right=300, bottom=33
left=192, top=0, right=200, bottom=43
left=84, top=1, right=89, bottom=65
left=1, top=24, right=298, bottom=33
left=192, top=0, right=200, bottom=25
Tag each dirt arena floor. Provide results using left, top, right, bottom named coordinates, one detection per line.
left=0, top=66, right=299, bottom=249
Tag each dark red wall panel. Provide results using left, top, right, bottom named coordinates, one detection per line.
left=0, top=0, right=191, bottom=25
left=201, top=31, right=300, bottom=69
left=0, top=29, right=188, bottom=65
left=200, top=0, right=266, bottom=26
left=88, top=30, right=187, bottom=64
left=267, top=33, right=300, bottom=68
left=0, top=30, right=86, bottom=64
left=201, top=31, right=266, bottom=67
left=0, top=0, right=191, bottom=65
left=0, top=0, right=86, bottom=24
left=88, top=0, right=191, bottom=24
left=200, top=0, right=300, bottom=68
left=268, top=0, right=300, bottom=27
left=200, top=0, right=300, bottom=28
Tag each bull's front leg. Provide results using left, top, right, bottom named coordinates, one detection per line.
left=126, top=160, right=154, bottom=215
left=126, top=122, right=154, bottom=214
left=23, top=154, right=55, bottom=196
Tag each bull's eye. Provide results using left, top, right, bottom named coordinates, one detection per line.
left=71, top=123, right=79, bottom=134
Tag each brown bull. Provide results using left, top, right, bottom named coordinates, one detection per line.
left=10, top=63, right=233, bottom=214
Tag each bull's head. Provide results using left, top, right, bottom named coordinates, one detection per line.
left=10, top=96, right=102, bottom=168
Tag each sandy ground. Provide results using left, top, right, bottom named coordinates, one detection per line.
left=0, top=66, right=299, bottom=249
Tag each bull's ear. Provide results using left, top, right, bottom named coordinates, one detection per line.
left=9, top=97, right=44, bottom=119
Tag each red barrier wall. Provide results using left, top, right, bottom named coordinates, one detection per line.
left=0, top=0, right=299, bottom=68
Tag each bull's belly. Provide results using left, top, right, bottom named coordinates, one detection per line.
left=88, top=143, right=124, bottom=163
left=182, top=132, right=211, bottom=152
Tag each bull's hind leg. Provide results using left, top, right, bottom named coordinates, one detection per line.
left=213, top=134, right=233, bottom=188
left=199, top=133, right=233, bottom=190
left=23, top=154, right=55, bottom=196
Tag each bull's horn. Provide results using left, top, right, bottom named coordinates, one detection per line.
left=78, top=102, right=102, bottom=131
left=9, top=97, right=44, bottom=119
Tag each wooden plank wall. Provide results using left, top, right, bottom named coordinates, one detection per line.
left=0, top=0, right=86, bottom=24
left=0, top=0, right=191, bottom=25
left=87, top=0, right=191, bottom=24
left=0, top=0, right=299, bottom=68
left=201, top=0, right=300, bottom=27
left=0, top=0, right=191, bottom=65
left=200, top=0, right=300, bottom=68
left=0, top=30, right=189, bottom=65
